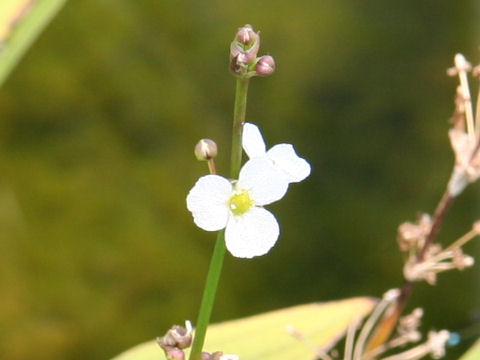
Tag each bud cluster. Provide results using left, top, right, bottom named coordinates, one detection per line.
left=157, top=322, right=193, bottom=360
left=157, top=322, right=240, bottom=360
left=230, top=24, right=275, bottom=78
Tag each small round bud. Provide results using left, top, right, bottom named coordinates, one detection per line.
left=157, top=324, right=192, bottom=350
left=167, top=348, right=185, bottom=360
left=235, top=24, right=258, bottom=46
left=195, top=139, right=218, bottom=161
left=201, top=352, right=213, bottom=360
left=211, top=352, right=224, bottom=360
left=255, top=55, right=275, bottom=77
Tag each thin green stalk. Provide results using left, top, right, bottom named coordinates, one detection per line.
left=230, top=78, right=250, bottom=178
left=188, top=77, right=250, bottom=360
left=189, top=230, right=226, bottom=360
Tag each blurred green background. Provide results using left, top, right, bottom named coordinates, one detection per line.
left=0, top=0, right=478, bottom=359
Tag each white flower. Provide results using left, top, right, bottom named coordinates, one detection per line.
left=187, top=123, right=311, bottom=258
left=186, top=157, right=289, bottom=258
left=242, top=122, right=311, bottom=183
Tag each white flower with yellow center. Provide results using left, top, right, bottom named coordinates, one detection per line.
left=187, top=123, right=311, bottom=258
left=186, top=157, right=288, bottom=258
left=242, top=122, right=311, bottom=184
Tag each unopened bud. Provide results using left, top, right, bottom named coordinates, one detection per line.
left=201, top=352, right=212, bottom=360
left=235, top=24, right=258, bottom=46
left=195, top=139, right=218, bottom=161
left=211, top=352, right=224, bottom=360
left=157, top=323, right=192, bottom=350
left=230, top=25, right=261, bottom=77
left=255, top=55, right=275, bottom=77
left=167, top=348, right=185, bottom=360
left=201, top=351, right=223, bottom=360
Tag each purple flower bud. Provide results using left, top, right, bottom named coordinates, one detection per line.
left=235, top=24, right=258, bottom=46
left=230, top=25, right=261, bottom=77
left=211, top=352, right=224, bottom=360
left=194, top=139, right=218, bottom=161
left=157, top=324, right=192, bottom=351
left=255, top=55, right=275, bottom=77
left=167, top=348, right=185, bottom=360
left=201, top=352, right=213, bottom=360
left=201, top=351, right=224, bottom=360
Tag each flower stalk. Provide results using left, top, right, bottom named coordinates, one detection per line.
left=188, top=77, right=251, bottom=360
left=188, top=230, right=226, bottom=360
left=230, top=78, right=250, bottom=179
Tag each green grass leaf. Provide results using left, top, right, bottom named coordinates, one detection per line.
left=112, top=297, right=376, bottom=360
left=459, top=337, right=480, bottom=360
left=0, top=0, right=66, bottom=88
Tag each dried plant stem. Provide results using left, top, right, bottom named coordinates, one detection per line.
left=441, top=228, right=477, bottom=254
left=419, top=191, right=454, bottom=260
left=475, top=80, right=480, bottom=138
left=364, top=190, right=454, bottom=353
left=353, top=297, right=393, bottom=359
left=456, top=61, right=475, bottom=141
left=344, top=320, right=359, bottom=360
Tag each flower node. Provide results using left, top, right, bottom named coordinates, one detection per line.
left=397, top=214, right=432, bottom=252
left=403, top=240, right=474, bottom=285
left=157, top=321, right=193, bottom=359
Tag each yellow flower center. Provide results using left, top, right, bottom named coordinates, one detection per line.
left=228, top=191, right=253, bottom=215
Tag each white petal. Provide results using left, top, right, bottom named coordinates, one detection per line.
left=237, top=158, right=289, bottom=206
left=186, top=175, right=232, bottom=231
left=242, top=122, right=266, bottom=158
left=267, top=144, right=311, bottom=183
left=225, top=207, right=279, bottom=258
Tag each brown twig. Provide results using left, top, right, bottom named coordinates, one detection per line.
left=364, top=190, right=454, bottom=354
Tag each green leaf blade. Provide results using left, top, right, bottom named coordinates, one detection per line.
left=0, top=0, right=67, bottom=88
left=459, top=338, right=480, bottom=360
left=113, top=297, right=376, bottom=360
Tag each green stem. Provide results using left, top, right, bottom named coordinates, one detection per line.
left=189, top=231, right=226, bottom=360
left=230, top=78, right=250, bottom=178
left=188, top=77, right=250, bottom=360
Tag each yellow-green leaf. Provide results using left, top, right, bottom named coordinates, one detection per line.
left=112, top=297, right=376, bottom=360
left=0, top=0, right=67, bottom=88
left=459, top=337, right=480, bottom=360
